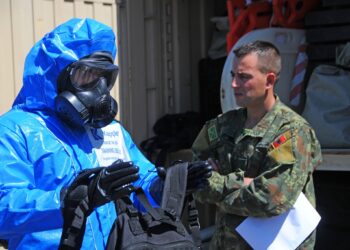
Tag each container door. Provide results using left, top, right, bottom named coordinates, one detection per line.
left=116, top=0, right=212, bottom=145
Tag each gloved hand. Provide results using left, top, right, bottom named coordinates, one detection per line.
left=186, top=160, right=213, bottom=193
left=59, top=161, right=139, bottom=249
left=154, top=160, right=213, bottom=195
left=62, top=161, right=139, bottom=214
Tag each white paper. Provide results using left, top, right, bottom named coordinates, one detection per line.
left=236, top=192, right=321, bottom=250
left=86, top=123, right=130, bottom=166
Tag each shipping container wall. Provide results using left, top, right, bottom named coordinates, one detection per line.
left=116, top=0, right=215, bottom=145
left=0, top=0, right=118, bottom=116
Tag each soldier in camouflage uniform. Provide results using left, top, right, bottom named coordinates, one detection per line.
left=192, top=41, right=322, bottom=249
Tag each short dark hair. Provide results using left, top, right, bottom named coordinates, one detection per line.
left=233, top=41, right=281, bottom=80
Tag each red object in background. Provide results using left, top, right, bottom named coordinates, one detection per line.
left=271, top=0, right=320, bottom=28
left=227, top=0, right=246, bottom=29
left=226, top=0, right=272, bottom=53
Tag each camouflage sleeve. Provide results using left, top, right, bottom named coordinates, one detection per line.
left=197, top=125, right=322, bottom=217
left=191, top=123, right=244, bottom=203
left=192, top=122, right=246, bottom=204
left=191, top=124, right=212, bottom=161
left=194, top=170, right=245, bottom=204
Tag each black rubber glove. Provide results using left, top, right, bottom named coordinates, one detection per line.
left=186, top=160, right=213, bottom=194
left=59, top=161, right=139, bottom=250
left=89, top=161, right=139, bottom=209
left=150, top=160, right=213, bottom=203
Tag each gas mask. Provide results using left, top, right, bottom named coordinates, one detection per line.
left=55, top=51, right=118, bottom=128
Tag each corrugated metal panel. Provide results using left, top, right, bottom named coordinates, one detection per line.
left=116, top=0, right=205, bottom=145
left=0, top=0, right=16, bottom=113
left=33, top=0, right=55, bottom=42
left=0, top=0, right=118, bottom=116
left=116, top=0, right=165, bottom=145
left=144, top=0, right=163, bottom=139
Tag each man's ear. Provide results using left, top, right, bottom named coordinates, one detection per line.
left=266, top=72, right=277, bottom=89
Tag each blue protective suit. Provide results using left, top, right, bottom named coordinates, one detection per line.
left=0, top=18, right=158, bottom=250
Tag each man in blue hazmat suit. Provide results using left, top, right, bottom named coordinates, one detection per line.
left=0, top=18, right=212, bottom=250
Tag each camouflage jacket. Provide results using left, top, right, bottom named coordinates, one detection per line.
left=192, top=97, right=322, bottom=250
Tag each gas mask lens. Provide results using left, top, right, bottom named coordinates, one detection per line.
left=69, top=61, right=118, bottom=89
left=70, top=66, right=102, bottom=87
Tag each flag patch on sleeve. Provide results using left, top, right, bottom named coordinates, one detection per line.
left=272, top=134, right=287, bottom=149
left=268, top=131, right=295, bottom=163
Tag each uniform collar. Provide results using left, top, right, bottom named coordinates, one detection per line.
left=239, top=96, right=283, bottom=139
